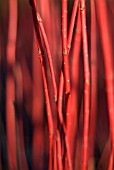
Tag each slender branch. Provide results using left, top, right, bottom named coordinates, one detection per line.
left=62, top=0, right=70, bottom=94
left=67, top=9, right=82, bottom=168
left=37, top=45, right=54, bottom=170
left=79, top=0, right=91, bottom=169
left=56, top=130, right=63, bottom=170
left=108, top=153, right=113, bottom=170
left=67, top=0, right=79, bottom=52
left=57, top=72, right=72, bottom=170
left=54, top=137, right=57, bottom=170
left=89, top=0, right=97, bottom=161
left=30, top=0, right=57, bottom=101
left=32, top=38, right=44, bottom=170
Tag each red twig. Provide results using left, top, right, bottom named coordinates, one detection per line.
left=108, top=153, right=113, bottom=170
left=67, top=9, right=82, bottom=168
left=67, top=0, right=79, bottom=52
left=57, top=72, right=72, bottom=170
left=58, top=2, right=82, bottom=169
left=38, top=46, right=54, bottom=170
left=56, top=130, right=63, bottom=170
left=36, top=13, right=57, bottom=101
left=62, top=0, right=70, bottom=94
left=89, top=0, right=97, bottom=160
left=79, top=0, right=90, bottom=169
left=32, top=38, right=44, bottom=170
left=58, top=72, right=65, bottom=128
left=30, top=0, right=57, bottom=102
left=54, top=137, right=57, bottom=170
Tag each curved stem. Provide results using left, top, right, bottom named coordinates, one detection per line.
left=30, top=1, right=57, bottom=101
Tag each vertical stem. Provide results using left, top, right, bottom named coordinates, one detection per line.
left=32, top=37, right=44, bottom=170
left=38, top=46, right=54, bottom=170
left=57, top=72, right=72, bottom=170
left=56, top=130, right=63, bottom=170
left=54, top=137, right=57, bottom=170
left=6, top=0, right=17, bottom=169
left=89, top=0, right=97, bottom=161
left=67, top=9, right=82, bottom=168
left=62, top=0, right=70, bottom=94
left=58, top=72, right=65, bottom=127
left=108, top=153, right=113, bottom=170
left=80, top=0, right=90, bottom=169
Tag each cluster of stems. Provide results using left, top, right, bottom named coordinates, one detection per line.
left=0, top=0, right=114, bottom=170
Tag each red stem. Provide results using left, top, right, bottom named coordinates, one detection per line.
left=89, top=0, right=97, bottom=160
left=32, top=38, right=44, bottom=170
left=56, top=130, right=63, bottom=170
left=30, top=1, right=57, bottom=102
left=58, top=72, right=65, bottom=127
left=67, top=9, right=82, bottom=168
left=57, top=72, right=72, bottom=170
left=80, top=0, right=91, bottom=169
left=36, top=13, right=57, bottom=101
left=67, top=0, right=79, bottom=52
left=6, top=0, right=18, bottom=169
left=62, top=0, right=70, bottom=94
left=38, top=46, right=54, bottom=170
left=54, top=137, right=57, bottom=170
left=108, top=153, right=113, bottom=170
